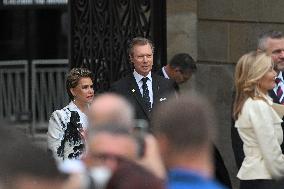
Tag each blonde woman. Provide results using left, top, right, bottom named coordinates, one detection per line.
left=233, top=51, right=284, bottom=188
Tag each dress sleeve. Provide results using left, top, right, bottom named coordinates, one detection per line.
left=47, top=110, right=66, bottom=162
left=249, top=100, right=284, bottom=179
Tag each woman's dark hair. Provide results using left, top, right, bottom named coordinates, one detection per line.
left=66, top=68, right=93, bottom=99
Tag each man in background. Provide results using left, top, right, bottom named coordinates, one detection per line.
left=157, top=53, right=197, bottom=92
left=87, top=93, right=166, bottom=179
left=110, top=37, right=175, bottom=122
left=152, top=94, right=226, bottom=189
left=0, top=125, right=66, bottom=189
left=88, top=93, right=135, bottom=129
left=158, top=53, right=230, bottom=187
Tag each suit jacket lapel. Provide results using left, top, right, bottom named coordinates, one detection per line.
left=152, top=74, right=160, bottom=109
left=128, top=75, right=150, bottom=119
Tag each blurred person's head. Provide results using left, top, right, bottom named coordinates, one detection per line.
left=105, top=158, right=165, bottom=189
left=88, top=93, right=134, bottom=128
left=151, top=94, right=216, bottom=177
left=257, top=30, right=284, bottom=72
left=165, top=53, right=197, bottom=84
left=128, top=37, right=154, bottom=77
left=233, top=51, right=276, bottom=119
left=85, top=124, right=138, bottom=171
left=0, top=126, right=67, bottom=189
left=66, top=68, right=94, bottom=104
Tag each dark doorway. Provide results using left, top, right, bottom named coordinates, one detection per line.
left=0, top=8, right=68, bottom=60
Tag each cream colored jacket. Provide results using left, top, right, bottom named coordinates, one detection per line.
left=235, top=95, right=284, bottom=180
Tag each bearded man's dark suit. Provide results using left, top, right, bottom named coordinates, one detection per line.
left=268, top=71, right=284, bottom=152
left=110, top=73, right=175, bottom=123
left=156, top=68, right=180, bottom=92
left=157, top=67, right=232, bottom=189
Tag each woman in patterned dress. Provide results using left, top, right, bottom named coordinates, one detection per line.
left=47, top=68, right=94, bottom=162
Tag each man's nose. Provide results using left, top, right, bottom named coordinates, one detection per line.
left=142, top=56, right=148, bottom=62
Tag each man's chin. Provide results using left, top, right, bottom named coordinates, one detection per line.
left=276, top=63, right=284, bottom=72
left=277, top=67, right=284, bottom=72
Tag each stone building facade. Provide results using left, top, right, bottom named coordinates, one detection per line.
left=167, top=1, right=284, bottom=188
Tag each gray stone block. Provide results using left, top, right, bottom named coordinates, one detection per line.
left=258, top=1, right=284, bottom=23
left=198, top=0, right=284, bottom=23
left=229, top=23, right=259, bottom=63
left=198, top=0, right=234, bottom=20
left=167, top=12, right=197, bottom=61
left=167, top=0, right=197, bottom=14
left=198, top=21, right=229, bottom=62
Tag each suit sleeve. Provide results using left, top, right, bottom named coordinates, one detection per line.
left=249, top=100, right=284, bottom=179
left=166, top=79, right=177, bottom=97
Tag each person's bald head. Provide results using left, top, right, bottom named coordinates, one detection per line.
left=88, top=93, right=135, bottom=128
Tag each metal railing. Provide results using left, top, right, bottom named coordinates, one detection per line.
left=0, top=59, right=69, bottom=134
left=31, top=59, right=69, bottom=134
left=0, top=60, right=29, bottom=121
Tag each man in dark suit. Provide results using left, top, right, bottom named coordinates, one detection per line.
left=110, top=37, right=175, bottom=123
left=152, top=95, right=227, bottom=189
left=157, top=53, right=197, bottom=92
left=158, top=54, right=231, bottom=188
left=232, top=30, right=284, bottom=169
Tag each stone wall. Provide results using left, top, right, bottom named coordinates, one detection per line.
left=167, top=0, right=197, bottom=61
left=167, top=1, right=284, bottom=189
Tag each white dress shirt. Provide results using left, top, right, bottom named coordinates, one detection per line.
left=235, top=95, right=284, bottom=180
left=162, top=66, right=170, bottom=79
left=133, top=70, right=153, bottom=107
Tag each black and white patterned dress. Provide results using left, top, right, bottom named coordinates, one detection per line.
left=47, top=101, right=88, bottom=162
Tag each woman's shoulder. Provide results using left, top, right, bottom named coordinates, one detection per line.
left=244, top=97, right=270, bottom=108
left=242, top=97, right=275, bottom=118
left=50, top=103, right=73, bottom=120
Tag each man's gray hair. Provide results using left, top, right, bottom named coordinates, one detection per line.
left=90, top=93, right=135, bottom=128
left=128, top=37, right=154, bottom=57
left=257, top=30, right=284, bottom=51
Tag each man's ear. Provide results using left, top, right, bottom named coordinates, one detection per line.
left=155, top=134, right=169, bottom=155
left=174, top=67, right=181, bottom=73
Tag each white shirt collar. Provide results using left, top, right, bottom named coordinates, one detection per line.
left=68, top=101, right=88, bottom=128
left=277, top=71, right=284, bottom=81
left=68, top=101, right=88, bottom=117
left=162, top=66, right=170, bottom=79
left=133, top=70, right=152, bottom=83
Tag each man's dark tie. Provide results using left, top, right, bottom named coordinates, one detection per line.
left=141, top=77, right=151, bottom=112
left=275, top=77, right=284, bottom=104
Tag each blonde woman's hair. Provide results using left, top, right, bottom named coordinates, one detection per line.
left=233, top=51, right=273, bottom=120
